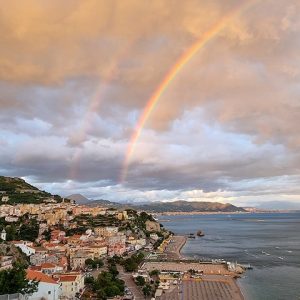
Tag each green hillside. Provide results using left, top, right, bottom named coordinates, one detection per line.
left=0, top=176, right=68, bottom=205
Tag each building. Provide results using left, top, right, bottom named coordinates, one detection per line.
left=0, top=256, right=13, bottom=270
left=94, top=226, right=118, bottom=237
left=41, top=263, right=63, bottom=275
left=26, top=269, right=61, bottom=300
left=13, top=241, right=36, bottom=256
left=1, top=195, right=9, bottom=203
left=1, top=229, right=6, bottom=241
left=55, top=273, right=84, bottom=299
left=70, top=251, right=94, bottom=269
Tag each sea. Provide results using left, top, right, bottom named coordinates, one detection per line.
left=157, top=213, right=300, bottom=300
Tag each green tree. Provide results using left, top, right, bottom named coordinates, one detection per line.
left=123, top=258, right=138, bottom=272
left=142, top=284, right=152, bottom=297
left=135, top=275, right=145, bottom=286
left=0, top=263, right=38, bottom=295
left=149, top=269, right=160, bottom=276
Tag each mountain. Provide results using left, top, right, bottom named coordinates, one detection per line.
left=0, top=176, right=245, bottom=212
left=0, top=176, right=69, bottom=204
left=83, top=199, right=244, bottom=212
left=136, top=200, right=245, bottom=213
left=66, top=194, right=89, bottom=204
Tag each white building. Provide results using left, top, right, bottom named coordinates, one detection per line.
left=1, top=229, right=6, bottom=241
left=1, top=195, right=9, bottom=203
left=13, top=241, right=36, bottom=256
left=26, top=269, right=61, bottom=300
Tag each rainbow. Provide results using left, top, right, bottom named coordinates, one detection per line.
left=120, top=0, right=256, bottom=183
left=69, top=41, right=135, bottom=180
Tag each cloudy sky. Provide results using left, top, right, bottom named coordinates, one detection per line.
left=1, top=0, right=300, bottom=208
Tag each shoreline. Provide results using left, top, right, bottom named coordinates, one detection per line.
left=164, top=235, right=245, bottom=300
left=155, top=210, right=297, bottom=217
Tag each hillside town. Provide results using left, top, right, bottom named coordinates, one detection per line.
left=0, top=178, right=246, bottom=300
left=0, top=195, right=170, bottom=300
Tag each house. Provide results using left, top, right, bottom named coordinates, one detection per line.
left=94, top=226, right=118, bottom=237
left=41, top=263, right=63, bottom=275
left=12, top=240, right=36, bottom=256
left=55, top=273, right=84, bottom=299
left=0, top=256, right=13, bottom=270
left=26, top=269, right=61, bottom=300
left=150, top=233, right=159, bottom=241
left=70, top=251, right=94, bottom=269
left=30, top=253, right=59, bottom=266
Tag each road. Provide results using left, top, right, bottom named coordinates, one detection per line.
left=118, top=267, right=145, bottom=300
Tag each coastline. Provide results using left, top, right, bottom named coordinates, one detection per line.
left=155, top=210, right=296, bottom=217
left=164, top=235, right=245, bottom=300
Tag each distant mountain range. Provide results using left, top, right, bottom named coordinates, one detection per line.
left=135, top=200, right=245, bottom=213
left=66, top=194, right=245, bottom=213
left=5, top=176, right=297, bottom=213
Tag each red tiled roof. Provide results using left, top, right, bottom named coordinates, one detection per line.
left=29, top=265, right=42, bottom=271
left=59, top=275, right=77, bottom=282
left=26, top=269, right=57, bottom=284
left=41, top=263, right=56, bottom=269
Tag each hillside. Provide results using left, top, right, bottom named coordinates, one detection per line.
left=136, top=200, right=245, bottom=213
left=0, top=176, right=69, bottom=205
left=83, top=197, right=245, bottom=213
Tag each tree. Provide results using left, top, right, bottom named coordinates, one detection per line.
left=92, top=271, right=125, bottom=300
left=108, top=265, right=119, bottom=277
left=135, top=275, right=145, bottom=286
left=142, top=284, right=152, bottom=297
left=85, top=258, right=94, bottom=268
left=0, top=263, right=38, bottom=295
left=85, top=258, right=103, bottom=269
left=123, top=258, right=138, bottom=272
left=149, top=269, right=160, bottom=276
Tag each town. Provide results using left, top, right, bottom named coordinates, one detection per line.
left=0, top=198, right=245, bottom=300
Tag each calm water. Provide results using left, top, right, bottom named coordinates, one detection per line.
left=158, top=213, right=300, bottom=300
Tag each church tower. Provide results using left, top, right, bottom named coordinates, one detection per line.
left=1, top=229, right=6, bottom=241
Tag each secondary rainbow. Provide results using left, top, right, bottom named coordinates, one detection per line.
left=68, top=40, right=136, bottom=180
left=120, top=0, right=257, bottom=183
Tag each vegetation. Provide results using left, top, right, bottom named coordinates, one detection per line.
left=91, top=271, right=125, bottom=300
left=0, top=263, right=38, bottom=295
left=73, top=214, right=121, bottom=228
left=123, top=252, right=144, bottom=272
left=85, top=258, right=104, bottom=269
left=0, top=214, right=39, bottom=242
left=142, top=284, right=152, bottom=297
left=135, top=275, right=146, bottom=286
left=0, top=176, right=68, bottom=205
left=149, top=269, right=160, bottom=276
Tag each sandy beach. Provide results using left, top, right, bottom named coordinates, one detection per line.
left=150, top=235, right=244, bottom=300
left=163, top=235, right=187, bottom=259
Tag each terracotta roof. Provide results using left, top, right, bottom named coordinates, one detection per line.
left=41, top=263, right=56, bottom=269
left=59, top=275, right=77, bottom=282
left=26, top=269, right=57, bottom=284
left=29, top=266, right=42, bottom=271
